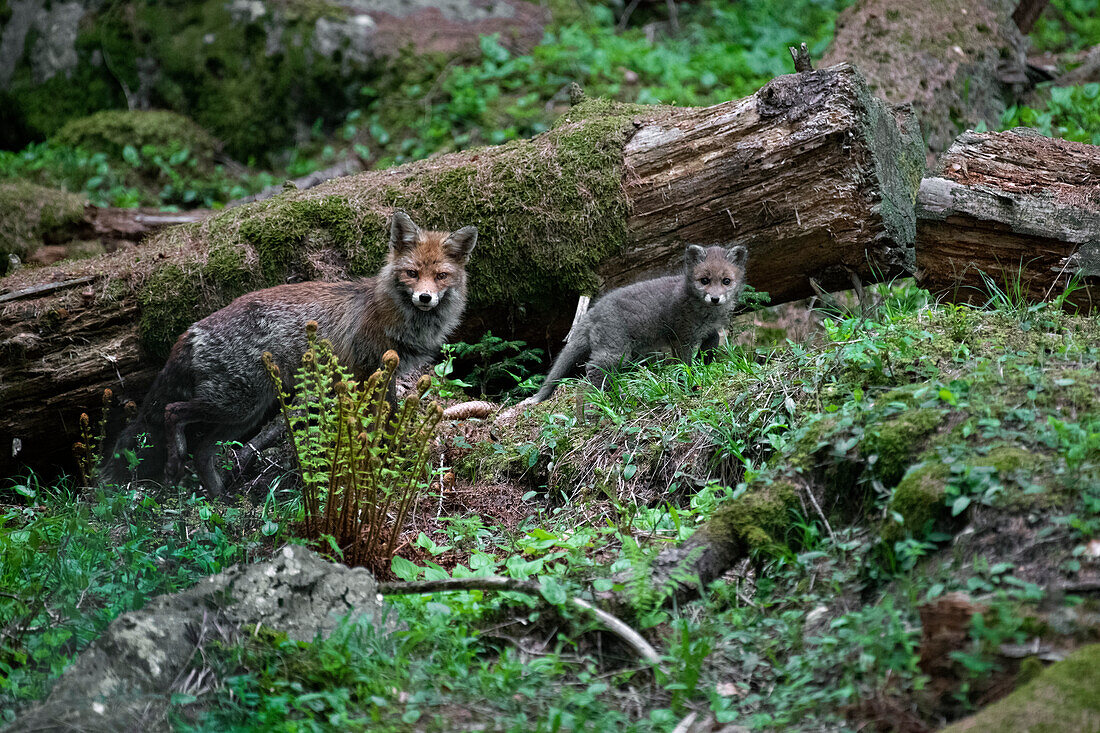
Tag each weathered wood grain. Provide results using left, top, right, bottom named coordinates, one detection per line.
left=916, top=128, right=1100, bottom=306
left=606, top=64, right=923, bottom=300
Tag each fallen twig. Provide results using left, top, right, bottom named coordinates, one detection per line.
left=378, top=575, right=663, bottom=668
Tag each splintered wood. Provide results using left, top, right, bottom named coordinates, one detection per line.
left=916, top=129, right=1100, bottom=308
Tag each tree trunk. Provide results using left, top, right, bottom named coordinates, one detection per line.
left=915, top=128, right=1100, bottom=307
left=0, top=63, right=923, bottom=477
left=821, top=0, right=1029, bottom=159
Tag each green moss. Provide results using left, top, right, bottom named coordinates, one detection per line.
left=137, top=239, right=261, bottom=357
left=138, top=264, right=205, bottom=356
left=0, top=181, right=87, bottom=269
left=864, top=408, right=944, bottom=486
left=941, top=644, right=1100, bottom=733
left=704, top=478, right=799, bottom=552
left=52, top=110, right=219, bottom=168
left=238, top=195, right=379, bottom=282
left=883, top=458, right=949, bottom=543
left=979, top=445, right=1032, bottom=476
left=132, top=94, right=645, bottom=354
left=787, top=418, right=834, bottom=472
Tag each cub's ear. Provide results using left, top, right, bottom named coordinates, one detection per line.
left=390, top=210, right=421, bottom=253
left=444, top=225, right=478, bottom=262
left=684, top=244, right=707, bottom=267
left=725, top=245, right=747, bottom=268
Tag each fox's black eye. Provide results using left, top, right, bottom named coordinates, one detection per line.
left=722, top=278, right=731, bottom=286
left=406, top=269, right=418, bottom=279
left=436, top=272, right=449, bottom=281
left=700, top=277, right=711, bottom=285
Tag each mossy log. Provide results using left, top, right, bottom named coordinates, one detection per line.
left=916, top=128, right=1100, bottom=308
left=0, top=63, right=923, bottom=476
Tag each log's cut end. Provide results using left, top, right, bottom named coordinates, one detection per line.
left=916, top=129, right=1100, bottom=309
left=609, top=62, right=924, bottom=304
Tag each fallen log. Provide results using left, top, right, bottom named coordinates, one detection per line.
left=0, top=62, right=923, bottom=477
left=821, top=0, right=1030, bottom=158
left=915, top=128, right=1100, bottom=307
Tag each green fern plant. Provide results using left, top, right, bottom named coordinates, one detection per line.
left=620, top=535, right=702, bottom=628
left=263, top=322, right=443, bottom=572
left=72, top=388, right=112, bottom=486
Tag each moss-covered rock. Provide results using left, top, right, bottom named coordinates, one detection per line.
left=52, top=110, right=220, bottom=170
left=941, top=644, right=1100, bottom=733
left=0, top=181, right=87, bottom=272
left=864, top=408, right=944, bottom=486
left=883, top=458, right=949, bottom=543
left=704, top=478, right=800, bottom=551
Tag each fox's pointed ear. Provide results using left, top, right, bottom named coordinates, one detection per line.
left=444, top=226, right=478, bottom=262
left=725, top=245, right=747, bottom=268
left=684, top=244, right=707, bottom=268
left=390, top=210, right=421, bottom=253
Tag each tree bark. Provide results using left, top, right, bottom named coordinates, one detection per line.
left=821, top=0, right=1029, bottom=159
left=1012, top=0, right=1050, bottom=34
left=0, top=63, right=923, bottom=477
left=915, top=128, right=1100, bottom=307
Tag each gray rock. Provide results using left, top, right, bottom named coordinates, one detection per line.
left=0, top=0, right=47, bottom=87
left=29, top=2, right=85, bottom=84
left=5, top=545, right=386, bottom=732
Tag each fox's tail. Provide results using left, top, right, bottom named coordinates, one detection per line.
left=98, top=336, right=194, bottom=486
left=532, top=332, right=591, bottom=403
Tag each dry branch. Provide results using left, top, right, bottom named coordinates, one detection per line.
left=916, top=128, right=1100, bottom=307
left=378, top=576, right=663, bottom=667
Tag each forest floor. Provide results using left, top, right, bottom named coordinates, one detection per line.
left=3, top=281, right=1099, bottom=731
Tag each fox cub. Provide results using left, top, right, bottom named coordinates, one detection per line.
left=100, top=211, right=477, bottom=493
left=531, top=243, right=747, bottom=403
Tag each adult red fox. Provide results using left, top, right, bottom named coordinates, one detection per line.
left=100, top=211, right=477, bottom=494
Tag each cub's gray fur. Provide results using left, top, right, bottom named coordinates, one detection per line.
left=531, top=244, right=747, bottom=403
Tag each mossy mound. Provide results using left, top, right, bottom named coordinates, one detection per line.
left=480, top=301, right=1099, bottom=565
left=51, top=110, right=221, bottom=170
left=0, top=181, right=87, bottom=271
left=941, top=644, right=1100, bottom=733
left=136, top=96, right=646, bottom=357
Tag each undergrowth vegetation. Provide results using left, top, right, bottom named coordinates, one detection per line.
left=266, top=324, right=443, bottom=573
left=4, top=280, right=1097, bottom=730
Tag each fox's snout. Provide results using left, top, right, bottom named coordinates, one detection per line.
left=413, top=289, right=441, bottom=310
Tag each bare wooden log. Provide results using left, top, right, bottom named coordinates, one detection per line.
left=82, top=206, right=211, bottom=240
left=915, top=128, right=1100, bottom=307
left=603, top=64, right=922, bottom=296
left=0, top=277, right=93, bottom=305
left=0, top=63, right=922, bottom=477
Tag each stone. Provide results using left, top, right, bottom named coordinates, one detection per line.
left=4, top=545, right=386, bottom=732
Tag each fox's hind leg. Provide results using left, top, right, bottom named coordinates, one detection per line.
left=191, top=425, right=249, bottom=496
left=585, top=346, right=630, bottom=391
left=164, top=400, right=266, bottom=494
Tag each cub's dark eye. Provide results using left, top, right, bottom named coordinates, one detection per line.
left=699, top=277, right=711, bottom=285
left=436, top=272, right=449, bottom=281
left=722, top=278, right=731, bottom=286
left=406, top=269, right=418, bottom=279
